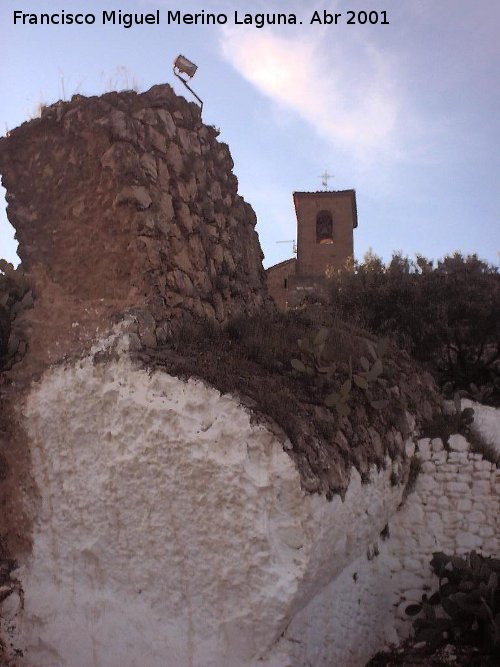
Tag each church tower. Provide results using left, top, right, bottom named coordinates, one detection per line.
left=266, top=189, right=358, bottom=310
left=294, top=189, right=358, bottom=276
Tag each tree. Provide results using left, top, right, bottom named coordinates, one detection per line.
left=328, top=252, right=500, bottom=405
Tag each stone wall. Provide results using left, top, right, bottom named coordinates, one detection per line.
left=0, top=85, right=270, bottom=379
left=265, top=258, right=295, bottom=312
left=276, top=428, right=500, bottom=666
left=265, top=265, right=334, bottom=311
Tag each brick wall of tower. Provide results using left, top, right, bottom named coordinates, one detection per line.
left=294, top=190, right=357, bottom=277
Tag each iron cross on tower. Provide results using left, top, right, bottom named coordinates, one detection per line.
left=319, top=170, right=334, bottom=189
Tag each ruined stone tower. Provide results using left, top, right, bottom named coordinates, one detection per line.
left=0, top=84, right=271, bottom=378
left=267, top=189, right=358, bottom=310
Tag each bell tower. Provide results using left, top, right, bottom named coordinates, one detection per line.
left=294, top=189, right=358, bottom=276
left=266, top=188, right=358, bottom=311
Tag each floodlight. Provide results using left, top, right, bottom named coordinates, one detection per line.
left=173, top=54, right=203, bottom=112
left=174, top=55, right=198, bottom=79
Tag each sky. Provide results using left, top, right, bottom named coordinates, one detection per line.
left=0, top=0, right=499, bottom=269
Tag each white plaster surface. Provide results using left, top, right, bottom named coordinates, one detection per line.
left=4, top=339, right=499, bottom=667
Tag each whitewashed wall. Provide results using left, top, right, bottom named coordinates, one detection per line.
left=1, top=334, right=499, bottom=667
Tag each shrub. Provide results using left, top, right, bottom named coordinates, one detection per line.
left=0, top=259, right=29, bottom=369
left=406, top=551, right=500, bottom=654
left=291, top=328, right=391, bottom=417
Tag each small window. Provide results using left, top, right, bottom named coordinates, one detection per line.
left=284, top=278, right=288, bottom=289
left=316, top=210, right=334, bottom=244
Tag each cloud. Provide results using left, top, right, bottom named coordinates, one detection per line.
left=219, top=27, right=404, bottom=165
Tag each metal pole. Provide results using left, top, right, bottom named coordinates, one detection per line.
left=173, top=71, right=203, bottom=113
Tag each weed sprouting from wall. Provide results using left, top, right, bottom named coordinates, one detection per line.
left=100, top=66, right=140, bottom=93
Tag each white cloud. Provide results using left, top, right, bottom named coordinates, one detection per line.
left=219, top=27, right=404, bottom=165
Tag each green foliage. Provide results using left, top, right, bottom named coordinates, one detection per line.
left=292, top=326, right=332, bottom=377
left=406, top=551, right=500, bottom=654
left=291, top=326, right=392, bottom=417
left=329, top=252, right=500, bottom=406
left=0, top=260, right=29, bottom=368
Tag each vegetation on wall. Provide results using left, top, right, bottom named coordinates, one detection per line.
left=138, top=307, right=441, bottom=498
left=291, top=327, right=392, bottom=417
left=0, top=260, right=29, bottom=371
left=406, top=551, right=500, bottom=656
left=327, top=252, right=500, bottom=406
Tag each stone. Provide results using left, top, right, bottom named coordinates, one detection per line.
left=478, top=526, right=495, bottom=538
left=177, top=202, right=194, bottom=234
left=173, top=248, right=192, bottom=274
left=448, top=451, right=468, bottom=463
left=201, top=302, right=216, bottom=320
left=473, top=471, right=492, bottom=481
left=157, top=159, right=171, bottom=186
left=446, top=480, right=470, bottom=494
left=431, top=438, right=443, bottom=452
left=140, top=153, right=158, bottom=182
left=223, top=249, right=236, bottom=274
left=101, top=142, right=143, bottom=179
left=98, top=109, right=138, bottom=143
left=148, top=126, right=167, bottom=154
left=456, top=498, right=472, bottom=511
left=144, top=83, right=177, bottom=107
left=416, top=438, right=431, bottom=460
left=210, top=181, right=222, bottom=201
left=173, top=270, right=194, bottom=296
left=159, top=192, right=175, bottom=220
left=188, top=235, right=206, bottom=269
left=432, top=450, right=448, bottom=464
left=115, top=186, right=152, bottom=210
left=166, top=142, right=184, bottom=176
left=177, top=177, right=198, bottom=202
left=467, top=510, right=486, bottom=523
left=132, top=108, right=158, bottom=125
left=448, top=434, right=469, bottom=452
left=474, top=460, right=492, bottom=471
left=441, top=510, right=462, bottom=524
left=165, top=291, right=183, bottom=308
left=456, top=531, right=483, bottom=549
left=474, top=480, right=492, bottom=494
left=177, top=128, right=193, bottom=153
left=156, top=109, right=177, bottom=138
